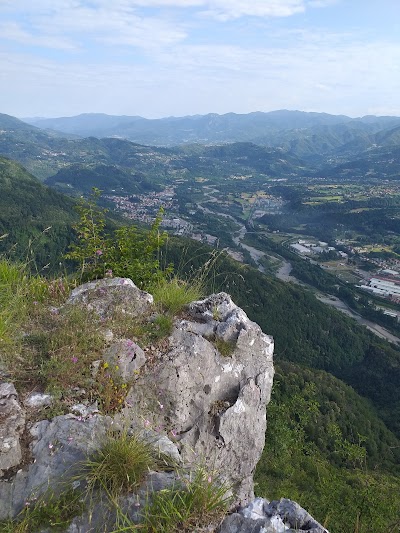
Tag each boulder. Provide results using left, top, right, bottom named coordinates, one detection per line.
left=103, top=338, right=146, bottom=380
left=66, top=277, right=153, bottom=318
left=219, top=497, right=329, bottom=533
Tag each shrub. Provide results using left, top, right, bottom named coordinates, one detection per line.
left=65, top=189, right=170, bottom=289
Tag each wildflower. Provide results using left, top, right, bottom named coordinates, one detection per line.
left=157, top=401, right=164, bottom=410
left=105, top=269, right=113, bottom=277
left=144, top=419, right=151, bottom=427
left=33, top=301, right=38, bottom=306
left=95, top=249, right=103, bottom=256
left=170, top=429, right=177, bottom=438
left=48, top=443, right=54, bottom=450
left=207, top=476, right=212, bottom=483
left=71, top=356, right=78, bottom=363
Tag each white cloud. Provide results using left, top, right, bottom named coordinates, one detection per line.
left=0, top=0, right=340, bottom=55
left=0, top=1, right=188, bottom=50
left=201, top=0, right=306, bottom=20
left=0, top=21, right=77, bottom=50
left=307, top=0, right=339, bottom=7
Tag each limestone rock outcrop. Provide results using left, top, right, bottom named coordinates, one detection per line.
left=124, top=292, right=274, bottom=506
left=0, top=383, right=25, bottom=476
left=219, top=497, right=329, bottom=532
left=0, top=277, right=327, bottom=532
left=66, top=276, right=153, bottom=318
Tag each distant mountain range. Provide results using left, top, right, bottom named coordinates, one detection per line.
left=0, top=113, right=306, bottom=195
left=23, top=110, right=400, bottom=160
left=1, top=109, right=400, bottom=195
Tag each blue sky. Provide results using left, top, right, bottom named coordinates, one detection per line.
left=1, top=0, right=399, bottom=118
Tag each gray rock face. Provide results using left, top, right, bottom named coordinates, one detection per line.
left=0, top=412, right=111, bottom=519
left=104, top=339, right=146, bottom=380
left=219, top=497, right=329, bottom=533
left=0, top=279, right=330, bottom=533
left=0, top=383, right=25, bottom=476
left=66, top=471, right=180, bottom=533
left=125, top=292, right=274, bottom=506
left=66, top=277, right=153, bottom=318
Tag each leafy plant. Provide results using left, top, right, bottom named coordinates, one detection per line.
left=108, top=208, right=172, bottom=290
left=65, top=190, right=171, bottom=289
left=64, top=188, right=109, bottom=280
left=141, top=468, right=231, bottom=533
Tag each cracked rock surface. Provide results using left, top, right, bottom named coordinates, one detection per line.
left=0, top=383, right=25, bottom=477
left=125, top=292, right=274, bottom=506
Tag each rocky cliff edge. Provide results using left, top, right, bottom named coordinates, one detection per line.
left=0, top=277, right=328, bottom=532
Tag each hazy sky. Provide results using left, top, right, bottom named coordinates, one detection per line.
left=1, top=0, right=400, bottom=118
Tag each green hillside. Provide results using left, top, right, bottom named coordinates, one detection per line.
left=0, top=114, right=306, bottom=190
left=0, top=157, right=77, bottom=268
left=45, top=162, right=160, bottom=196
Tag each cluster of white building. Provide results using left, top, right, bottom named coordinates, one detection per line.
left=290, top=240, right=346, bottom=256
left=360, top=275, right=400, bottom=302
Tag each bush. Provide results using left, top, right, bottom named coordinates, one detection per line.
left=65, top=189, right=170, bottom=289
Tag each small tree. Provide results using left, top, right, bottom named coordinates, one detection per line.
left=64, top=188, right=109, bottom=280
left=107, top=207, right=171, bottom=289
left=65, top=189, right=170, bottom=288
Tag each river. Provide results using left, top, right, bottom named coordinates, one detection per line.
left=197, top=192, right=400, bottom=346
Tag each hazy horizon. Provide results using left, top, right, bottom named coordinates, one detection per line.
left=18, top=108, right=400, bottom=121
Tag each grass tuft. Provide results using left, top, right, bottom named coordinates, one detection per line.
left=0, top=489, right=84, bottom=533
left=141, top=468, right=231, bottom=533
left=78, top=432, right=158, bottom=500
left=151, top=277, right=203, bottom=316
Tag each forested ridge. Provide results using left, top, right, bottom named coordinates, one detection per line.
left=0, top=157, right=77, bottom=269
